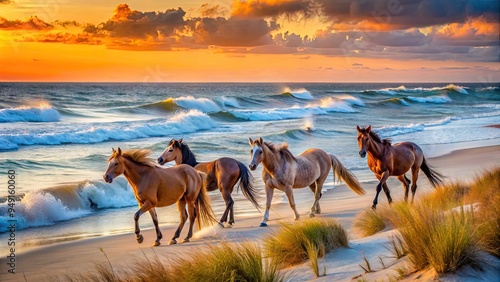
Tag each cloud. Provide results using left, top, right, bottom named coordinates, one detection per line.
left=188, top=17, right=278, bottom=46
left=231, top=0, right=315, bottom=18
left=199, top=3, right=228, bottom=17
left=0, top=16, right=52, bottom=30
left=0, top=0, right=12, bottom=4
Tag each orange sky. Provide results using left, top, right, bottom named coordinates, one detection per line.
left=0, top=0, right=499, bottom=82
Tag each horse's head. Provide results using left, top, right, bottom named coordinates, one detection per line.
left=157, top=138, right=183, bottom=165
left=103, top=147, right=125, bottom=183
left=356, top=125, right=371, bottom=158
left=248, top=137, right=264, bottom=171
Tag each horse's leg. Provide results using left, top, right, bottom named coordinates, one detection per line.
left=284, top=186, right=300, bottom=221
left=382, top=182, right=392, bottom=204
left=133, top=201, right=154, bottom=244
left=219, top=185, right=235, bottom=227
left=170, top=198, right=188, bottom=245
left=308, top=183, right=322, bottom=215
left=373, top=171, right=390, bottom=209
left=397, top=175, right=410, bottom=202
left=260, top=185, right=274, bottom=227
left=148, top=208, right=163, bottom=246
left=183, top=200, right=197, bottom=243
left=410, top=167, right=420, bottom=203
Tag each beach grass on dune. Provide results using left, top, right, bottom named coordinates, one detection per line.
left=263, top=218, right=348, bottom=268
left=353, top=207, right=387, bottom=237
left=60, top=242, right=284, bottom=282
left=380, top=167, right=500, bottom=273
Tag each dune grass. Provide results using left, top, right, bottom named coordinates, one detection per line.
left=379, top=167, right=500, bottom=273
left=353, top=207, right=387, bottom=237
left=263, top=218, right=348, bottom=268
left=61, top=242, right=284, bottom=282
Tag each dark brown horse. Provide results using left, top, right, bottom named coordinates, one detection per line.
left=356, top=125, right=445, bottom=209
left=103, top=148, right=215, bottom=246
left=157, top=139, right=260, bottom=226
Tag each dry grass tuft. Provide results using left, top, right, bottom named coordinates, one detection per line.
left=353, top=207, right=387, bottom=237
left=263, top=218, right=348, bottom=268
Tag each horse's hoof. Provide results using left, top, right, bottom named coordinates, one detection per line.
left=224, top=222, right=233, bottom=228
left=259, top=222, right=268, bottom=227
left=182, top=238, right=190, bottom=243
left=153, top=241, right=161, bottom=247
left=136, top=234, right=144, bottom=244
left=309, top=213, right=315, bottom=218
left=168, top=239, right=177, bottom=245
left=371, top=205, right=377, bottom=210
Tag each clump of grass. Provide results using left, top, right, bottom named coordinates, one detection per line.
left=358, top=255, right=373, bottom=273
left=305, top=239, right=326, bottom=277
left=353, top=207, right=387, bottom=237
left=62, top=242, right=284, bottom=282
left=166, top=242, right=283, bottom=282
left=385, top=235, right=407, bottom=259
left=264, top=218, right=348, bottom=268
left=386, top=201, right=479, bottom=273
left=468, top=167, right=500, bottom=257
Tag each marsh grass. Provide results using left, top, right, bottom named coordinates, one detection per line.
left=358, top=255, right=373, bottom=273
left=263, top=218, right=348, bottom=268
left=353, top=207, right=387, bottom=237
left=385, top=235, right=407, bottom=259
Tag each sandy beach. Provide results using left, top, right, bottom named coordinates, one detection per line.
left=1, top=144, right=499, bottom=282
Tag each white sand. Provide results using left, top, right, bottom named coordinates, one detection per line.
left=1, top=145, right=499, bottom=281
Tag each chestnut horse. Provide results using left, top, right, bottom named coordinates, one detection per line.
left=157, top=139, right=260, bottom=226
left=248, top=137, right=365, bottom=227
left=356, top=125, right=445, bottom=209
left=103, top=148, right=215, bottom=246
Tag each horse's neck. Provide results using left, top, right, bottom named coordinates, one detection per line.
left=261, top=145, right=281, bottom=175
left=179, top=147, right=198, bottom=167
left=368, top=140, right=386, bottom=160
left=122, top=158, right=148, bottom=190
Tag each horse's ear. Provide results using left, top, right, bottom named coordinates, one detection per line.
left=178, top=138, right=183, bottom=144
left=112, top=148, right=116, bottom=153
left=168, top=139, right=175, bottom=145
left=258, top=137, right=263, bottom=144
left=366, top=125, right=371, bottom=132
left=248, top=137, right=253, bottom=145
left=117, top=147, right=122, bottom=156
left=356, top=125, right=361, bottom=132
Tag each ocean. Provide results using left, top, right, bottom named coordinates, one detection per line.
left=0, top=82, right=499, bottom=252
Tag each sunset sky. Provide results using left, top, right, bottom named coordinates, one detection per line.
left=0, top=0, right=499, bottom=82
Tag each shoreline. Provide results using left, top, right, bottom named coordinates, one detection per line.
left=1, top=144, right=499, bottom=281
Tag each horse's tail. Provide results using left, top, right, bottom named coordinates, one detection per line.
left=195, top=172, right=217, bottom=229
left=236, top=161, right=261, bottom=211
left=329, top=154, right=366, bottom=195
left=420, top=157, right=445, bottom=188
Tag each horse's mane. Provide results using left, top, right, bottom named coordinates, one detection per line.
left=179, top=143, right=198, bottom=167
left=264, top=141, right=297, bottom=163
left=119, top=149, right=156, bottom=167
left=365, top=130, right=391, bottom=146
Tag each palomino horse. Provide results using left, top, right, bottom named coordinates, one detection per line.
left=157, top=139, right=260, bottom=226
left=103, top=148, right=215, bottom=246
left=248, top=137, right=365, bottom=227
left=356, top=125, right=445, bottom=209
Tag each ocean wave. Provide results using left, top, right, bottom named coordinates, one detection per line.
left=229, top=96, right=361, bottom=121
left=365, top=84, right=468, bottom=95
left=377, top=117, right=454, bottom=137
left=281, top=87, right=314, bottom=100
left=169, top=96, right=221, bottom=113
left=0, top=109, right=217, bottom=150
left=0, top=104, right=61, bottom=123
left=0, top=178, right=136, bottom=231
left=406, top=95, right=452, bottom=104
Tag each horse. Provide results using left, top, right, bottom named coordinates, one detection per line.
left=248, top=137, right=365, bottom=227
left=356, top=125, right=445, bottom=209
left=103, top=148, right=215, bottom=246
left=157, top=139, right=260, bottom=227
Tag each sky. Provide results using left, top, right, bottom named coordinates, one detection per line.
left=0, top=0, right=499, bottom=82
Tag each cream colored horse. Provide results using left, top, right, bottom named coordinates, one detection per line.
left=248, top=137, right=365, bottom=227
left=103, top=148, right=215, bottom=246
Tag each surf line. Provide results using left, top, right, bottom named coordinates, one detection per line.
left=6, top=169, right=16, bottom=274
